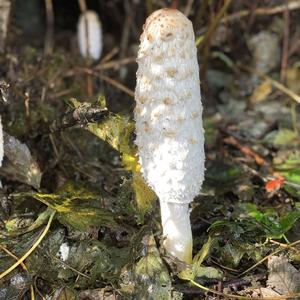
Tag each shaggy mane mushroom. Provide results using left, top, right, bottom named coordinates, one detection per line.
left=134, top=8, right=205, bottom=264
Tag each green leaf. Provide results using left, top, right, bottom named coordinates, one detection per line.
left=273, top=129, right=297, bottom=146
left=194, top=266, right=223, bottom=280
left=4, top=207, right=54, bottom=236
left=274, top=151, right=300, bottom=196
left=182, top=236, right=218, bottom=281
left=87, top=114, right=135, bottom=155
left=240, top=203, right=300, bottom=239
left=279, top=210, right=300, bottom=233
left=14, top=182, right=118, bottom=231
left=192, top=237, right=222, bottom=279
left=264, top=129, right=298, bottom=147
left=193, top=236, right=214, bottom=271
left=51, top=287, right=78, bottom=300
left=86, top=110, right=156, bottom=217
left=221, top=243, right=245, bottom=267
left=121, top=234, right=172, bottom=300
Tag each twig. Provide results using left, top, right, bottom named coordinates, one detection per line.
left=222, top=0, right=300, bottom=23
left=77, top=0, right=94, bottom=95
left=190, top=279, right=300, bottom=299
left=100, top=47, right=119, bottom=64
left=223, top=279, right=251, bottom=290
left=0, top=245, right=35, bottom=300
left=119, top=0, right=134, bottom=79
left=265, top=75, right=300, bottom=104
left=95, top=57, right=136, bottom=71
left=199, top=0, right=232, bottom=79
left=171, top=0, right=178, bottom=9
left=33, top=278, right=46, bottom=300
left=239, top=239, right=300, bottom=277
left=65, top=57, right=135, bottom=77
left=198, top=0, right=232, bottom=49
left=78, top=0, right=87, bottom=13
left=211, top=257, right=239, bottom=273
left=0, top=210, right=56, bottom=280
left=184, top=0, right=194, bottom=16
left=269, top=239, right=300, bottom=254
left=194, top=0, right=209, bottom=31
left=50, top=255, right=91, bottom=279
left=0, top=245, right=28, bottom=271
left=44, top=0, right=54, bottom=55
left=280, top=3, right=290, bottom=82
left=100, top=74, right=134, bottom=97
left=223, top=136, right=267, bottom=166
left=0, top=0, right=11, bottom=53
left=86, top=74, right=93, bottom=97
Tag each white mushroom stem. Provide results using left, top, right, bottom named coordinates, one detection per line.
left=160, top=202, right=192, bottom=263
left=77, top=10, right=103, bottom=61
left=135, top=8, right=205, bottom=265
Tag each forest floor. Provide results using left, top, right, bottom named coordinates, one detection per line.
left=0, top=1, right=300, bottom=299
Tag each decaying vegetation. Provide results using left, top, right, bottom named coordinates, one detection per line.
left=0, top=1, right=300, bottom=299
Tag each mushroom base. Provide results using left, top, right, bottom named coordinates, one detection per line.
left=159, top=201, right=192, bottom=264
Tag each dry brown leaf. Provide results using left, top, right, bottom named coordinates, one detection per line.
left=0, top=132, right=41, bottom=189
left=267, top=255, right=300, bottom=295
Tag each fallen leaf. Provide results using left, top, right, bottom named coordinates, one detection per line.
left=50, top=287, right=78, bottom=300
left=273, top=129, right=298, bottom=146
left=14, top=183, right=118, bottom=231
left=1, top=132, right=41, bottom=189
left=120, top=233, right=172, bottom=300
left=250, top=79, right=272, bottom=104
left=267, top=255, right=300, bottom=295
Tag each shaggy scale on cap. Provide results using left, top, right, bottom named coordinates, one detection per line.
left=135, top=8, right=205, bottom=205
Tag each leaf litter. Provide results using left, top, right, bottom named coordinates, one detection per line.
left=1, top=1, right=300, bottom=299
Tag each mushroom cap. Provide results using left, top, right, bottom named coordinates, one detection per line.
left=83, top=10, right=100, bottom=23
left=141, top=8, right=192, bottom=43
left=135, top=9, right=205, bottom=204
left=77, top=10, right=103, bottom=61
